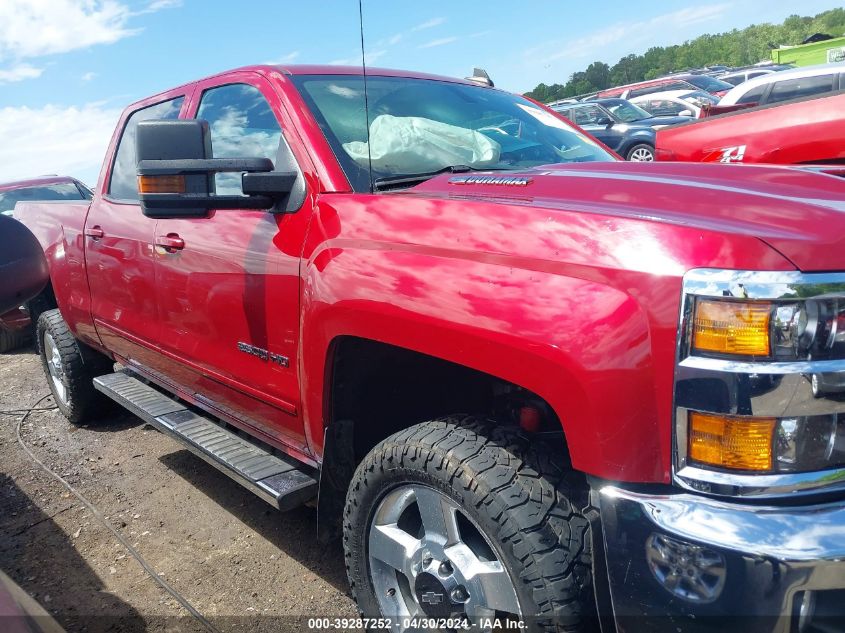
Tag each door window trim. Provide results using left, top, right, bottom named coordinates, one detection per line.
left=185, top=75, right=305, bottom=182
left=102, top=93, right=190, bottom=204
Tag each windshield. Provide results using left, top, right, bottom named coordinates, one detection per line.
left=687, top=75, right=733, bottom=92
left=681, top=91, right=720, bottom=107
left=292, top=75, right=614, bottom=191
left=0, top=182, right=89, bottom=216
left=603, top=100, right=653, bottom=122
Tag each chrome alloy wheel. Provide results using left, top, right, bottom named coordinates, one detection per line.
left=43, top=332, right=68, bottom=405
left=628, top=146, right=655, bottom=161
left=368, top=484, right=521, bottom=628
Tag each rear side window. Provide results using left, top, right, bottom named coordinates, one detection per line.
left=195, top=83, right=282, bottom=195
left=0, top=182, right=88, bottom=216
left=109, top=96, right=184, bottom=201
left=736, top=84, right=766, bottom=105
left=767, top=74, right=835, bottom=104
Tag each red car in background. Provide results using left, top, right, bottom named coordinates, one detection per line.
left=656, top=91, right=845, bottom=165
left=0, top=176, right=92, bottom=352
left=597, top=73, right=733, bottom=100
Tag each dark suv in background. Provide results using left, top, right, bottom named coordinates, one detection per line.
left=553, top=101, right=657, bottom=160
left=0, top=176, right=92, bottom=352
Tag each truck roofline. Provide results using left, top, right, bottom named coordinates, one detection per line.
left=119, top=64, right=488, bottom=113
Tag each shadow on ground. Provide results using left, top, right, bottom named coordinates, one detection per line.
left=0, top=474, right=147, bottom=632
left=158, top=450, right=349, bottom=594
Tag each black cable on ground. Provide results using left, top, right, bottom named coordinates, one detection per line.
left=0, top=406, right=56, bottom=415
left=12, top=394, right=221, bottom=633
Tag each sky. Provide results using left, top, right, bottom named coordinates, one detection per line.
left=0, top=0, right=841, bottom=186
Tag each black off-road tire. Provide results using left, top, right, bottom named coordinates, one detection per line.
left=0, top=327, right=28, bottom=353
left=37, top=309, right=114, bottom=424
left=344, top=416, right=594, bottom=631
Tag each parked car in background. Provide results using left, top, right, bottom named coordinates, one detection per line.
left=656, top=90, right=845, bottom=165
left=630, top=89, right=720, bottom=118
left=0, top=176, right=92, bottom=216
left=589, top=98, right=692, bottom=129
left=0, top=176, right=91, bottom=352
left=595, top=77, right=697, bottom=99
left=717, top=64, right=793, bottom=86
left=717, top=62, right=845, bottom=109
left=658, top=73, right=734, bottom=97
left=552, top=101, right=656, bottom=160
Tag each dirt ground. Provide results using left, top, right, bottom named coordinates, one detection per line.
left=0, top=345, right=357, bottom=632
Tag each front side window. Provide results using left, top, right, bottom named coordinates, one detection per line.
left=293, top=75, right=614, bottom=191
left=196, top=83, right=283, bottom=195
left=0, top=182, right=89, bottom=216
left=567, top=104, right=607, bottom=126
left=767, top=74, right=835, bottom=104
left=109, top=96, right=184, bottom=201
left=604, top=100, right=652, bottom=122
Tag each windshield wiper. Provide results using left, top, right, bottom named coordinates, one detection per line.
left=372, top=164, right=512, bottom=192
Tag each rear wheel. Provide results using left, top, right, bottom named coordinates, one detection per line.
left=626, top=143, right=654, bottom=161
left=344, top=416, right=594, bottom=632
left=37, top=309, right=113, bottom=424
left=0, top=327, right=28, bottom=353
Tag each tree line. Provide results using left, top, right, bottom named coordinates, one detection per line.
left=525, top=8, right=845, bottom=102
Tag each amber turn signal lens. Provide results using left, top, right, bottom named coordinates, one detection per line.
left=138, top=175, right=186, bottom=194
left=688, top=412, right=775, bottom=471
left=693, top=299, right=771, bottom=356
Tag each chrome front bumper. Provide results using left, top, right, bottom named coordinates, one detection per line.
left=598, top=485, right=845, bottom=633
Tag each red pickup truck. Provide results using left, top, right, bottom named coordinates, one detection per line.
left=656, top=91, right=845, bottom=164
left=14, top=64, right=845, bottom=632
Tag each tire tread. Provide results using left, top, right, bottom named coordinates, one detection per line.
left=344, top=415, right=594, bottom=631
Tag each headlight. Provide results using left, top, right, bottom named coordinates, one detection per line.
left=687, top=411, right=845, bottom=473
left=675, top=270, right=845, bottom=497
left=691, top=297, right=845, bottom=361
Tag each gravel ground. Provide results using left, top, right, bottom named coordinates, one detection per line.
left=0, top=345, right=357, bottom=632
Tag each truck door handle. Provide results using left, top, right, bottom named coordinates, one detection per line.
left=85, top=225, right=104, bottom=240
left=155, top=234, right=185, bottom=252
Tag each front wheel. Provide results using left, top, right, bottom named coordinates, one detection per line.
left=626, top=143, right=655, bottom=161
left=344, top=417, right=593, bottom=631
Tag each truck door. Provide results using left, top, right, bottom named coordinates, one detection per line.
left=152, top=74, right=312, bottom=454
left=85, top=93, right=187, bottom=369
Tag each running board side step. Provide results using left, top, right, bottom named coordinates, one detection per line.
left=93, top=371, right=317, bottom=511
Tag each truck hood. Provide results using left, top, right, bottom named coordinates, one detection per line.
left=406, top=161, right=845, bottom=272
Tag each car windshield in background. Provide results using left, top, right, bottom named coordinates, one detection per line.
left=682, top=91, right=720, bottom=107
left=292, top=75, right=614, bottom=191
left=687, top=75, right=734, bottom=92
left=0, top=182, right=90, bottom=216
left=603, top=100, right=653, bottom=122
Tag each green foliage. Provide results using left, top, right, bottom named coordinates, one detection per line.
left=524, top=8, right=845, bottom=102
